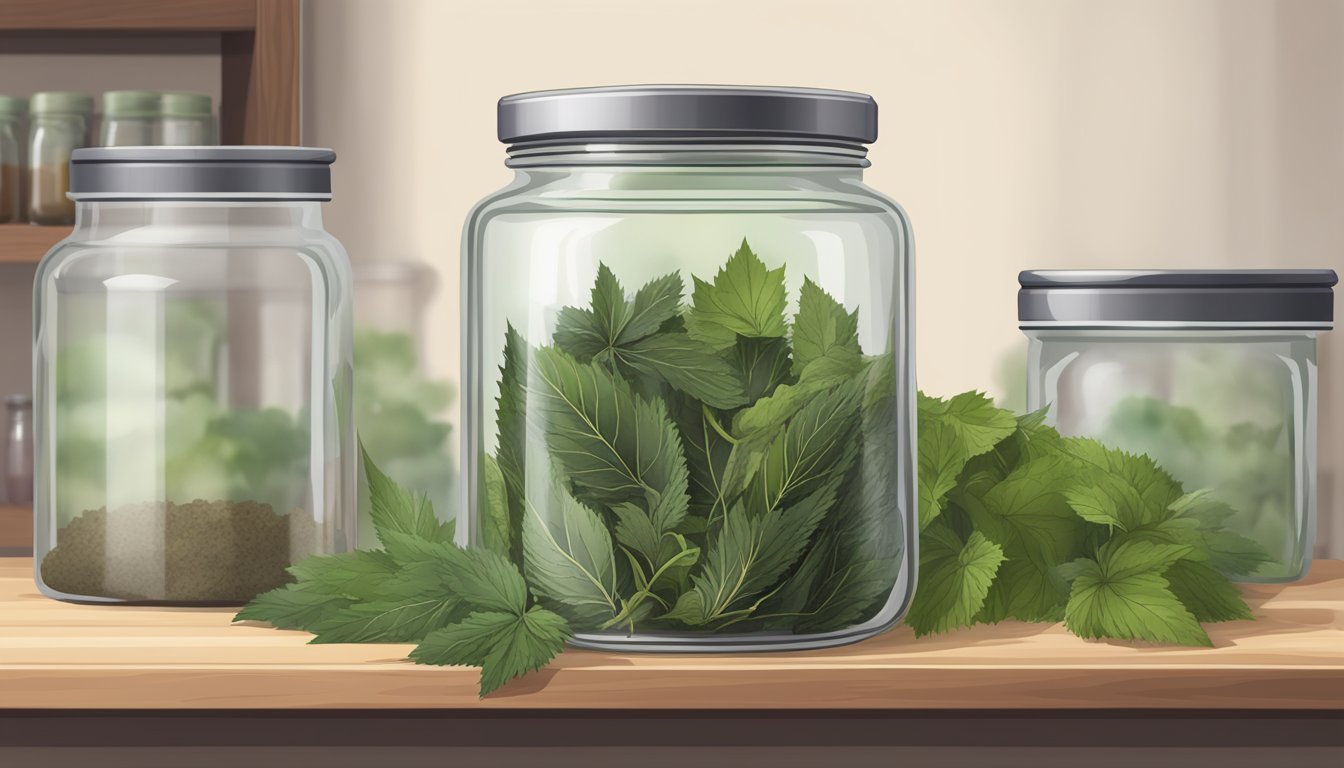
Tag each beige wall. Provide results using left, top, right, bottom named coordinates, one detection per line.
left=302, top=0, right=1344, bottom=553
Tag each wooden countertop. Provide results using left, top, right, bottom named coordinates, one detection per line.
left=0, top=557, right=1341, bottom=711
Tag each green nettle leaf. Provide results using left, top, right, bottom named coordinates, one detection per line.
left=439, top=546, right=530, bottom=615
left=621, top=272, right=684, bottom=344
left=234, top=583, right=353, bottom=629
left=363, top=443, right=454, bottom=546
left=744, top=382, right=861, bottom=515
left=411, top=606, right=570, bottom=697
left=1163, top=558, right=1253, bottom=623
left=495, top=324, right=530, bottom=566
left=617, top=332, right=748, bottom=409
left=1063, top=469, right=1149, bottom=532
left=686, top=240, right=788, bottom=350
left=669, top=393, right=735, bottom=522
left=920, top=391, right=1018, bottom=459
left=907, top=523, right=1006, bottom=636
left=1061, top=538, right=1211, bottom=646
left=791, top=277, right=860, bottom=376
left=1059, top=438, right=1183, bottom=516
left=480, top=454, right=512, bottom=557
left=917, top=419, right=967, bottom=531
left=972, top=455, right=1087, bottom=568
left=723, top=349, right=865, bottom=499
left=529, top=346, right=689, bottom=509
left=733, top=337, right=793, bottom=405
left=668, top=483, right=836, bottom=627
left=287, top=550, right=401, bottom=600
left=554, top=266, right=684, bottom=362
left=522, top=489, right=622, bottom=626
left=308, top=597, right=463, bottom=644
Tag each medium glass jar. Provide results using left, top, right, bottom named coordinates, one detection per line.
left=33, top=147, right=355, bottom=604
left=0, top=95, right=25, bottom=223
left=159, top=92, right=216, bottom=146
left=28, top=91, right=92, bottom=225
left=6, top=394, right=33, bottom=505
left=463, top=86, right=916, bottom=651
left=100, top=90, right=160, bottom=147
left=1020, top=270, right=1336, bottom=582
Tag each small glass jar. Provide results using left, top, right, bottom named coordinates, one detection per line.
left=28, top=91, right=92, bottom=225
left=0, top=95, right=26, bottom=223
left=1020, top=270, right=1336, bottom=582
left=464, top=86, right=916, bottom=651
left=159, top=92, right=216, bottom=146
left=33, top=147, right=355, bottom=604
left=100, top=90, right=160, bottom=147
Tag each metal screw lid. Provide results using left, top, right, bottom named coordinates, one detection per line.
left=68, top=146, right=335, bottom=201
left=1018, top=269, right=1338, bottom=329
left=498, top=85, right=878, bottom=145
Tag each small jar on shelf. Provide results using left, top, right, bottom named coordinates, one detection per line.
left=159, top=93, right=216, bottom=145
left=0, top=95, right=26, bottom=223
left=100, top=91, right=160, bottom=147
left=29, top=92, right=92, bottom=225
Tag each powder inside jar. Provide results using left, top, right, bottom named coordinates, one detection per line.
left=39, top=499, right=318, bottom=603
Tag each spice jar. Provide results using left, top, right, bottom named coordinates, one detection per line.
left=28, top=92, right=92, bottom=225
left=463, top=86, right=916, bottom=651
left=1020, top=269, right=1336, bottom=582
left=33, top=147, right=355, bottom=604
left=5, top=395, right=32, bottom=505
left=0, top=95, right=25, bottom=223
left=159, top=92, right=216, bottom=145
left=100, top=90, right=160, bottom=147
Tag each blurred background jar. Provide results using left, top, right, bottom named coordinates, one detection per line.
left=159, top=92, right=216, bottom=145
left=352, top=260, right=456, bottom=548
left=0, top=95, right=25, bottom=223
left=100, top=90, right=160, bottom=147
left=28, top=91, right=92, bottom=225
left=6, top=395, right=32, bottom=506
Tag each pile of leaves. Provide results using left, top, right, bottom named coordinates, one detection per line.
left=912, top=392, right=1269, bottom=643
left=237, top=240, right=1269, bottom=697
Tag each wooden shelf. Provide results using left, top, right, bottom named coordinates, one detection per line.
left=0, top=0, right=300, bottom=145
left=0, top=224, right=66, bottom=264
left=0, top=0, right=256, bottom=32
left=0, top=557, right=1340, bottom=711
left=0, top=504, right=30, bottom=552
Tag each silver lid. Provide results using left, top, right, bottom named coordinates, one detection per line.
left=498, top=85, right=877, bottom=144
left=1019, top=269, right=1338, bottom=329
left=69, top=146, right=335, bottom=201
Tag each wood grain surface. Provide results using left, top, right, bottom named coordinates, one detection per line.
left=0, top=504, right=31, bottom=554
left=0, top=225, right=65, bottom=264
left=1, top=558, right=1341, bottom=710
left=0, top=0, right=255, bottom=31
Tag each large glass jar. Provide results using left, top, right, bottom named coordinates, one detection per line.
left=0, top=95, right=25, bottom=223
left=28, top=92, right=92, bottom=225
left=159, top=92, right=216, bottom=146
left=463, top=86, right=916, bottom=651
left=100, top=90, right=160, bottom=147
left=33, top=147, right=355, bottom=605
left=1020, top=270, right=1336, bottom=582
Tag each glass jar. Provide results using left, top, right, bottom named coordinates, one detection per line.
left=159, top=92, right=216, bottom=146
left=33, top=147, right=355, bottom=604
left=100, top=90, right=160, bottom=147
left=0, top=95, right=25, bottom=223
left=463, top=86, right=916, bottom=651
left=1020, top=269, right=1336, bottom=582
left=6, top=394, right=33, bottom=505
left=28, top=92, right=92, bottom=225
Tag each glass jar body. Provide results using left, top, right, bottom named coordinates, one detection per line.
left=160, top=115, right=217, bottom=146
left=101, top=116, right=157, bottom=147
left=33, top=200, right=356, bottom=604
left=463, top=151, right=916, bottom=651
left=1026, top=329, right=1318, bottom=581
left=29, top=113, right=88, bottom=225
left=0, top=118, right=21, bottom=223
